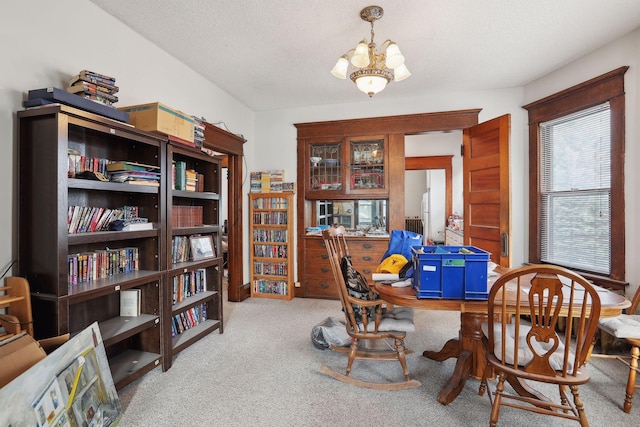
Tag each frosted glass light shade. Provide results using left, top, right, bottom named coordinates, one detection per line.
left=331, top=56, right=349, bottom=79
left=393, top=64, right=411, bottom=82
left=350, top=41, right=370, bottom=68
left=355, top=74, right=388, bottom=97
left=385, top=43, right=405, bottom=69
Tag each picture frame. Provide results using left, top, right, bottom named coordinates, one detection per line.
left=190, top=235, right=215, bottom=261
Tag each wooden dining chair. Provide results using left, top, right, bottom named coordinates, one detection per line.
left=319, top=228, right=420, bottom=390
left=591, top=284, right=640, bottom=413
left=478, top=265, right=601, bottom=426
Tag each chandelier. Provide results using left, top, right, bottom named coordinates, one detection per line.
left=331, top=5, right=410, bottom=97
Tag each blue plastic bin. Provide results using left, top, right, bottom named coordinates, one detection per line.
left=411, top=246, right=491, bottom=300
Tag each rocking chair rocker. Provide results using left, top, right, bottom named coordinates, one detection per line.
left=320, top=228, right=421, bottom=390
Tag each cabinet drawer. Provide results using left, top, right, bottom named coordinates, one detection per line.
left=302, top=273, right=338, bottom=298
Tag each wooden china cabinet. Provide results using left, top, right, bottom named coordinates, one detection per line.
left=295, top=110, right=481, bottom=299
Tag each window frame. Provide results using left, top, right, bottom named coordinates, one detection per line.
left=523, top=67, right=628, bottom=288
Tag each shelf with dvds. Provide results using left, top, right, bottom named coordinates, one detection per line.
left=165, top=142, right=223, bottom=369
left=249, top=192, right=294, bottom=300
left=17, top=104, right=165, bottom=390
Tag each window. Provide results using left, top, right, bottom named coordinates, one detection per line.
left=524, top=67, right=627, bottom=286
left=540, top=104, right=610, bottom=274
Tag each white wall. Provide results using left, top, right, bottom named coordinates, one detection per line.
left=0, top=1, right=255, bottom=281
left=523, top=28, right=640, bottom=296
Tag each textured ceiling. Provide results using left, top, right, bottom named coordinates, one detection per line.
left=89, top=0, right=640, bottom=112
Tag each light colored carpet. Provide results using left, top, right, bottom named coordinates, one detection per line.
left=117, top=294, right=633, bottom=426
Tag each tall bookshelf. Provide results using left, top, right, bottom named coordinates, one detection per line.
left=17, top=105, right=164, bottom=390
left=165, top=142, right=223, bottom=369
left=249, top=192, right=294, bottom=300
left=16, top=104, right=225, bottom=386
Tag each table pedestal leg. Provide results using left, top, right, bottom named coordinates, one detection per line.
left=423, top=312, right=487, bottom=405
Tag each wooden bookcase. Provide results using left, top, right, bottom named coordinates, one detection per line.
left=18, top=105, right=165, bottom=390
left=249, top=192, right=294, bottom=300
left=165, top=142, right=223, bottom=369
left=17, top=104, right=225, bottom=386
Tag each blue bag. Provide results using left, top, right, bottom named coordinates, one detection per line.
left=380, top=230, right=423, bottom=278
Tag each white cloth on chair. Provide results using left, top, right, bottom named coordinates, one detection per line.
left=359, top=307, right=415, bottom=332
left=599, top=314, right=640, bottom=338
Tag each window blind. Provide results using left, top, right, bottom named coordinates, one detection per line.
left=540, top=103, right=611, bottom=274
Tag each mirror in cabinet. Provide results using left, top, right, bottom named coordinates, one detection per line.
left=315, top=199, right=388, bottom=235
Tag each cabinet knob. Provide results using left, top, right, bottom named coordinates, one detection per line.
left=363, top=243, right=372, bottom=249
left=321, top=254, right=328, bottom=259
left=321, top=267, right=329, bottom=273
left=320, top=283, right=329, bottom=289
left=363, top=256, right=372, bottom=261
left=363, top=269, right=371, bottom=274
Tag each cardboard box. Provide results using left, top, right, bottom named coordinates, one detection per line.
left=119, top=102, right=195, bottom=142
left=0, top=332, right=70, bottom=388
left=0, top=333, right=46, bottom=388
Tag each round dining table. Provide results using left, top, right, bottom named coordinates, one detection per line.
left=374, top=269, right=631, bottom=405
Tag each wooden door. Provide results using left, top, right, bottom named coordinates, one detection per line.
left=463, top=115, right=511, bottom=267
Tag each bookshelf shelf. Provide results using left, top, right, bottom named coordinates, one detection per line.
left=249, top=192, right=295, bottom=300
left=18, top=104, right=165, bottom=390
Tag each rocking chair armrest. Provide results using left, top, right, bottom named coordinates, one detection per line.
left=0, top=314, right=23, bottom=335
left=345, top=295, right=383, bottom=308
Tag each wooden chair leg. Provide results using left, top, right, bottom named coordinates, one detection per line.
left=490, top=373, right=505, bottom=427
left=346, top=339, right=359, bottom=377
left=569, top=385, right=588, bottom=427
left=624, top=345, right=639, bottom=413
left=394, top=338, right=411, bottom=381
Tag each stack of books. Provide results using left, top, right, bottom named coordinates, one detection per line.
left=192, top=116, right=205, bottom=148
left=67, top=70, right=119, bottom=109
left=185, top=169, right=197, bottom=192
left=107, top=161, right=161, bottom=187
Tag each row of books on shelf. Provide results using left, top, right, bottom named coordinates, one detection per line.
left=68, top=247, right=139, bottom=286
left=253, top=279, right=289, bottom=296
left=172, top=268, right=208, bottom=305
left=249, top=170, right=295, bottom=193
left=171, top=205, right=204, bottom=228
left=171, top=304, right=207, bottom=337
left=252, top=261, right=288, bottom=276
left=172, top=234, right=216, bottom=264
left=252, top=212, right=288, bottom=225
left=252, top=229, right=288, bottom=243
left=173, top=161, right=204, bottom=192
left=68, top=153, right=161, bottom=187
left=68, top=205, right=145, bottom=234
left=253, top=244, right=288, bottom=258
left=251, top=197, right=289, bottom=209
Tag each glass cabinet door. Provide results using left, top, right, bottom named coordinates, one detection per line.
left=349, top=137, right=385, bottom=191
left=309, top=142, right=342, bottom=191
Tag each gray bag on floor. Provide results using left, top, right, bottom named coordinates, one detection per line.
left=311, top=317, right=353, bottom=349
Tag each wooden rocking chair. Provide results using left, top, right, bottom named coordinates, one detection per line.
left=320, top=228, right=421, bottom=390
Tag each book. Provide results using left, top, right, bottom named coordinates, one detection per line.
left=69, top=74, right=119, bottom=92
left=107, top=161, right=159, bottom=172
left=120, top=289, right=141, bottom=316
left=123, top=222, right=153, bottom=231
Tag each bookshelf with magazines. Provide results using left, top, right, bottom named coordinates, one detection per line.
left=17, top=104, right=165, bottom=390
left=165, top=141, right=224, bottom=369
left=249, top=192, right=294, bottom=300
